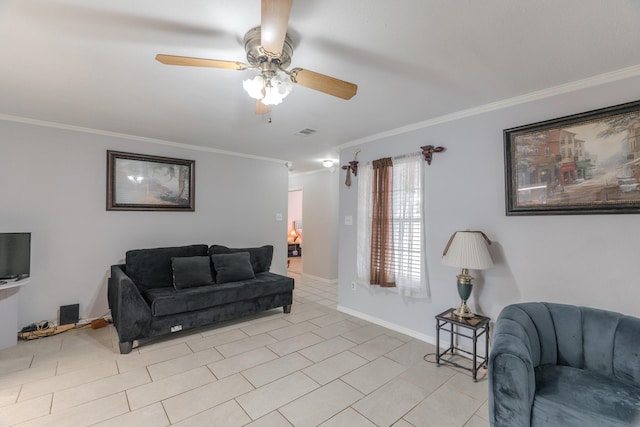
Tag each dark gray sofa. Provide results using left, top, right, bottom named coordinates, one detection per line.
left=489, top=302, right=640, bottom=427
left=108, top=244, right=294, bottom=354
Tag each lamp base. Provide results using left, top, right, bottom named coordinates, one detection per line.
left=454, top=300, right=474, bottom=318
left=454, top=270, right=475, bottom=318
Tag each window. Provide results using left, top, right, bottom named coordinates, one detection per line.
left=357, top=153, right=429, bottom=297
left=391, top=156, right=423, bottom=288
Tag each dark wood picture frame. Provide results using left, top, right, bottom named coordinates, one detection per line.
left=107, top=150, right=195, bottom=211
left=504, top=100, right=640, bottom=215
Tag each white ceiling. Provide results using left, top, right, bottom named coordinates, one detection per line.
left=2, top=0, right=640, bottom=172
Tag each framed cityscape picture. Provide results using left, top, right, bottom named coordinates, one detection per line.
left=504, top=100, right=640, bottom=215
left=107, top=151, right=195, bottom=211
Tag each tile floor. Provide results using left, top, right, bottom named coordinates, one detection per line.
left=0, top=274, right=489, bottom=427
left=287, top=257, right=302, bottom=274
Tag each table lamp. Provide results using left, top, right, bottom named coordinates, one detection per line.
left=442, top=230, right=493, bottom=318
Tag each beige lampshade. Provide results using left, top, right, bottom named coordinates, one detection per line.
left=442, top=231, right=494, bottom=270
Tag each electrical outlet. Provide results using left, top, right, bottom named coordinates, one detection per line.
left=351, top=281, right=356, bottom=290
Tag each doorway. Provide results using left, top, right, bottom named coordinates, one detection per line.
left=287, top=189, right=302, bottom=274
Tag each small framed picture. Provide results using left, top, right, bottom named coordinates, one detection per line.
left=107, top=151, right=195, bottom=211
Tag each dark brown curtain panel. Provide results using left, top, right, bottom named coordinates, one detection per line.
left=370, top=157, right=395, bottom=287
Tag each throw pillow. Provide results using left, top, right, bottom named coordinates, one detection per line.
left=209, top=245, right=273, bottom=273
left=171, top=256, right=214, bottom=289
left=126, top=244, right=209, bottom=290
left=211, top=252, right=256, bottom=284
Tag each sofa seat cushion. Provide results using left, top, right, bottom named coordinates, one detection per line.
left=533, top=364, right=640, bottom=427
left=142, top=272, right=294, bottom=317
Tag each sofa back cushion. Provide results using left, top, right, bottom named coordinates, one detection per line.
left=126, top=244, right=209, bottom=290
left=546, top=303, right=584, bottom=368
left=209, top=245, right=273, bottom=273
left=580, top=306, right=622, bottom=377
left=497, top=303, right=558, bottom=368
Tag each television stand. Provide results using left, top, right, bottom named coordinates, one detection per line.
left=0, top=279, right=30, bottom=350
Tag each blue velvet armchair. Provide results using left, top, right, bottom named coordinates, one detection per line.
left=489, top=302, right=640, bottom=427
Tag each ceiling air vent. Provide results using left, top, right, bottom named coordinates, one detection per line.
left=294, top=128, right=317, bottom=136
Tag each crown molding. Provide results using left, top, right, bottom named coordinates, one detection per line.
left=288, top=166, right=336, bottom=178
left=0, top=113, right=289, bottom=165
left=338, top=64, right=640, bottom=151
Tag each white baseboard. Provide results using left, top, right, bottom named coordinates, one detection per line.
left=336, top=305, right=489, bottom=362
left=301, top=273, right=338, bottom=284
left=336, top=305, right=436, bottom=346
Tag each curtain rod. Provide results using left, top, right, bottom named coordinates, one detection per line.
left=392, top=151, right=421, bottom=160
left=370, top=145, right=446, bottom=163
left=361, top=152, right=420, bottom=165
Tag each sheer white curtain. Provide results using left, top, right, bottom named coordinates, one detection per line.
left=393, top=153, right=429, bottom=297
left=356, top=153, right=430, bottom=298
left=356, top=163, right=372, bottom=285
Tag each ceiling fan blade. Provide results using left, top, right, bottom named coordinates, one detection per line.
left=255, top=100, right=271, bottom=115
left=290, top=68, right=358, bottom=100
left=155, top=54, right=248, bottom=70
left=261, top=0, right=292, bottom=55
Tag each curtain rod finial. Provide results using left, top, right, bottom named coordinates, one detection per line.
left=342, top=161, right=359, bottom=187
left=421, top=145, right=446, bottom=165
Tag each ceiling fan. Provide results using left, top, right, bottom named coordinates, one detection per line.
left=155, top=0, right=358, bottom=115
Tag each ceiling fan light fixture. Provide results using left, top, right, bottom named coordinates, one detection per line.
left=243, top=75, right=266, bottom=100
left=244, top=72, right=291, bottom=105
left=259, top=72, right=293, bottom=106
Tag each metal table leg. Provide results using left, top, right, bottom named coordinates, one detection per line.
left=436, top=320, right=441, bottom=366
left=472, top=328, right=478, bottom=381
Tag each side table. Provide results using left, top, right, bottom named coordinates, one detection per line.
left=287, top=243, right=301, bottom=257
left=435, top=308, right=490, bottom=381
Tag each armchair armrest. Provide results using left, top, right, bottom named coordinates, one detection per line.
left=108, top=264, right=152, bottom=351
left=489, top=321, right=537, bottom=427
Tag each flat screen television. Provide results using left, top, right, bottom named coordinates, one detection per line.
left=0, top=232, right=31, bottom=279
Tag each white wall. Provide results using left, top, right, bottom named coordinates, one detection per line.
left=288, top=169, right=339, bottom=281
left=0, top=120, right=289, bottom=328
left=338, top=74, right=640, bottom=342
